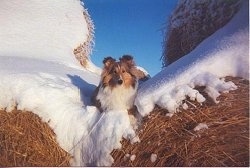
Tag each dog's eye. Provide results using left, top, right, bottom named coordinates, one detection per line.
left=122, top=70, right=125, bottom=73
left=113, top=70, right=117, bottom=74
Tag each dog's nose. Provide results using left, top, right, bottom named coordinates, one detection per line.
left=118, top=79, right=123, bottom=85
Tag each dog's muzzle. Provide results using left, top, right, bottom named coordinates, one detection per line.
left=118, top=79, right=123, bottom=85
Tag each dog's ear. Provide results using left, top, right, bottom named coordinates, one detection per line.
left=120, top=55, right=135, bottom=67
left=103, top=57, right=116, bottom=67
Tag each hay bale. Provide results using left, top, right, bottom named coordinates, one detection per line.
left=73, top=7, right=95, bottom=69
left=0, top=110, right=71, bottom=167
left=162, top=0, right=241, bottom=66
left=112, top=77, right=249, bottom=166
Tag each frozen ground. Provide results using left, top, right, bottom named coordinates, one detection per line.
left=0, top=0, right=248, bottom=166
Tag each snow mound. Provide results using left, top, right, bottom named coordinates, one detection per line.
left=0, top=0, right=100, bottom=73
left=135, top=1, right=248, bottom=116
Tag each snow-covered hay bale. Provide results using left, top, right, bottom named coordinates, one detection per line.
left=0, top=0, right=98, bottom=73
left=0, top=110, right=71, bottom=167
left=162, top=0, right=241, bottom=66
left=112, top=77, right=249, bottom=166
left=73, top=7, right=95, bottom=69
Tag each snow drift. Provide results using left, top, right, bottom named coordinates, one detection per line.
left=135, top=0, right=249, bottom=116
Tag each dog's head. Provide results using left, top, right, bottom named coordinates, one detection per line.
left=101, top=55, right=137, bottom=89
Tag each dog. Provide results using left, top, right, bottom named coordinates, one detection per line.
left=92, top=55, right=139, bottom=112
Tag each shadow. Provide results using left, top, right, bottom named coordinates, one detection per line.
left=67, top=74, right=97, bottom=106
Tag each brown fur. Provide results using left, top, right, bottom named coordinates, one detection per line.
left=101, top=55, right=137, bottom=89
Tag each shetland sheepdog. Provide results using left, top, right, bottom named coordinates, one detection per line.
left=92, top=55, right=140, bottom=112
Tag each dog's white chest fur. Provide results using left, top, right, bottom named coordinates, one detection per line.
left=97, top=85, right=137, bottom=111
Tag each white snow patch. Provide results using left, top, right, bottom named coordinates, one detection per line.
left=136, top=66, right=150, bottom=76
left=125, top=153, right=130, bottom=158
left=130, top=154, right=136, bottom=162
left=166, top=112, right=174, bottom=118
left=150, top=153, right=157, bottom=163
left=182, top=103, right=189, bottom=110
left=194, top=123, right=208, bottom=131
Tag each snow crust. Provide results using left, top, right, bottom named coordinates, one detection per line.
left=135, top=1, right=249, bottom=116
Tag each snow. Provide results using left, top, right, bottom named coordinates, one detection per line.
left=0, top=0, right=248, bottom=167
left=0, top=0, right=137, bottom=166
left=150, top=153, right=157, bottom=163
left=130, top=154, right=136, bottom=161
left=136, top=66, right=150, bottom=77
left=124, top=153, right=136, bottom=162
left=194, top=123, right=208, bottom=131
left=0, top=0, right=88, bottom=70
left=135, top=1, right=249, bottom=116
left=77, top=109, right=138, bottom=166
left=125, top=153, right=130, bottom=157
left=182, top=103, right=189, bottom=110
